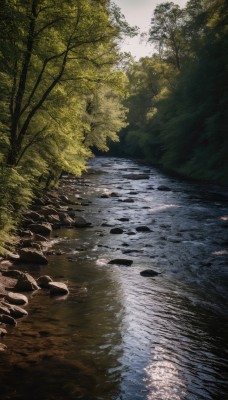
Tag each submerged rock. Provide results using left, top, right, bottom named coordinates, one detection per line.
left=123, top=174, right=150, bottom=180
left=136, top=226, right=151, bottom=232
left=74, top=217, right=91, bottom=227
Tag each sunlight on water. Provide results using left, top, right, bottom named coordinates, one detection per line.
left=145, top=346, right=187, bottom=400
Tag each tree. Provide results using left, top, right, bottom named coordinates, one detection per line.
left=0, top=0, right=132, bottom=169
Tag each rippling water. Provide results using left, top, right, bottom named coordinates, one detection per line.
left=1, top=157, right=228, bottom=400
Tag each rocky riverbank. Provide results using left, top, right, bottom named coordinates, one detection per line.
left=0, top=175, right=92, bottom=351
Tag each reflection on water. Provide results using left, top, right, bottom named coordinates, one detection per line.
left=0, top=157, right=227, bottom=400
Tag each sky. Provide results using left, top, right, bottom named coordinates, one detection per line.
left=113, top=0, right=188, bottom=59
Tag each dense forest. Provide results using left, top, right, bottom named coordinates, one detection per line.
left=0, top=0, right=136, bottom=251
left=110, top=0, right=228, bottom=185
left=0, top=0, right=227, bottom=252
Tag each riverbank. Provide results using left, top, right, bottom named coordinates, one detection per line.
left=0, top=175, right=92, bottom=349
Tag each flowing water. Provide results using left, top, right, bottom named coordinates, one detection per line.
left=1, top=157, right=228, bottom=400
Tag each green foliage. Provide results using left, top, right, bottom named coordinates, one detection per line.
left=0, top=166, right=33, bottom=253
left=112, top=0, right=228, bottom=184
left=0, top=0, right=132, bottom=248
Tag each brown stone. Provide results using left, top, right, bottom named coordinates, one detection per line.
left=14, top=272, right=40, bottom=292
left=19, top=248, right=48, bottom=264
left=49, top=282, right=69, bottom=295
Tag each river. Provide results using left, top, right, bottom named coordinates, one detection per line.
left=1, top=157, right=228, bottom=400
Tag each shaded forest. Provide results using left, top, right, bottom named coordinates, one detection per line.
left=109, top=0, right=228, bottom=185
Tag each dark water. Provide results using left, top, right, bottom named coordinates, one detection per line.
left=1, top=157, right=228, bottom=400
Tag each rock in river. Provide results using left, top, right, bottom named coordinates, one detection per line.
left=157, top=185, right=171, bottom=191
left=14, top=272, right=40, bottom=292
left=108, top=259, right=133, bottom=266
left=0, top=314, right=17, bottom=326
left=19, top=248, right=48, bottom=264
left=136, top=226, right=151, bottom=232
left=4, top=292, right=28, bottom=306
left=140, top=269, right=160, bottom=277
left=6, top=304, right=28, bottom=319
left=28, top=223, right=52, bottom=235
left=110, top=228, right=124, bottom=234
left=74, top=217, right=91, bottom=228
left=37, top=275, right=53, bottom=288
left=49, top=282, right=69, bottom=296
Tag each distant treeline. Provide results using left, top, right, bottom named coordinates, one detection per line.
left=108, top=0, right=228, bottom=185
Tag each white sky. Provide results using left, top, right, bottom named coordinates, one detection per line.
left=113, top=0, right=188, bottom=59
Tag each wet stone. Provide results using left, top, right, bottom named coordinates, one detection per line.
left=0, top=314, right=17, bottom=326
left=37, top=275, right=53, bottom=289
left=0, top=327, right=7, bottom=336
left=4, top=292, right=28, bottom=306
left=157, top=185, right=171, bottom=191
left=110, top=228, right=124, bottom=234
left=0, top=343, right=7, bottom=352
left=108, top=259, right=133, bottom=266
left=49, top=282, right=69, bottom=296
left=136, top=226, right=151, bottom=232
left=14, top=272, right=40, bottom=292
left=140, top=269, right=160, bottom=277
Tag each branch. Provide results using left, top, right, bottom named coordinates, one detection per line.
left=17, top=125, right=48, bottom=165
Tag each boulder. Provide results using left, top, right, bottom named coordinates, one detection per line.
left=14, top=272, right=40, bottom=292
left=136, top=226, right=151, bottom=232
left=28, top=223, right=52, bottom=235
left=140, top=269, right=160, bottom=277
left=19, top=248, right=48, bottom=264
left=110, top=228, right=124, bottom=234
left=108, top=259, right=133, bottom=266
left=74, top=217, right=91, bottom=228
left=0, top=314, right=17, bottom=326
left=37, top=275, right=53, bottom=289
left=49, top=282, right=69, bottom=296
left=4, top=292, right=28, bottom=306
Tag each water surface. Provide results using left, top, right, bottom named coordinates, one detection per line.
left=1, top=157, right=228, bottom=400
